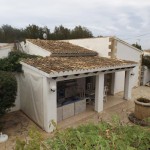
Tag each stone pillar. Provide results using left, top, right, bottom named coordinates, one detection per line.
left=124, top=69, right=133, bottom=100
left=110, top=72, right=116, bottom=95
left=44, top=78, right=57, bottom=132
left=95, top=73, right=104, bottom=112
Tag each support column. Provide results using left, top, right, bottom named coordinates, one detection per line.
left=44, top=78, right=57, bottom=132
left=95, top=73, right=104, bottom=112
left=110, top=72, right=116, bottom=95
left=124, top=69, right=132, bottom=100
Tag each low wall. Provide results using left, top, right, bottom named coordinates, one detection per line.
left=0, top=48, right=11, bottom=58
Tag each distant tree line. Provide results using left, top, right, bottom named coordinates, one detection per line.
left=0, top=24, right=93, bottom=43
left=132, top=43, right=142, bottom=50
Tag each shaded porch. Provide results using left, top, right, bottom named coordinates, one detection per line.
left=56, top=67, right=134, bottom=124
left=58, top=91, right=128, bottom=129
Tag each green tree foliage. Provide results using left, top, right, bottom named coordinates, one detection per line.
left=71, top=25, right=93, bottom=39
left=24, top=24, right=49, bottom=39
left=132, top=43, right=142, bottom=50
left=0, top=51, right=38, bottom=72
left=142, top=55, right=150, bottom=68
left=0, top=25, right=24, bottom=43
left=0, top=71, right=17, bottom=116
left=52, top=25, right=71, bottom=40
left=0, top=24, right=93, bottom=42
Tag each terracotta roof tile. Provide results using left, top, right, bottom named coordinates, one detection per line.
left=27, top=39, right=98, bottom=56
left=22, top=56, right=137, bottom=74
left=145, top=50, right=150, bottom=53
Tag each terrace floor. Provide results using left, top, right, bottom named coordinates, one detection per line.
left=0, top=86, right=150, bottom=150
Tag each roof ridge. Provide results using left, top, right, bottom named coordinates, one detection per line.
left=27, top=39, right=98, bottom=57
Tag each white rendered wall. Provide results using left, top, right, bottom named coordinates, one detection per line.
left=44, top=78, right=57, bottom=132
left=24, top=41, right=51, bottom=57
left=20, top=65, right=45, bottom=129
left=0, top=47, right=11, bottom=58
left=114, top=41, right=142, bottom=93
left=20, top=64, right=57, bottom=132
left=65, top=37, right=111, bottom=57
left=95, top=73, right=104, bottom=112
left=143, top=66, right=150, bottom=85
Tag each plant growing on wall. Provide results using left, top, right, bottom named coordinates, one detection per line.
left=142, top=55, right=150, bottom=68
left=0, top=71, right=17, bottom=116
left=0, top=51, right=38, bottom=72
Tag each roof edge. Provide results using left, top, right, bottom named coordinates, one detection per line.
left=112, top=36, right=143, bottom=53
left=48, top=64, right=137, bottom=78
left=21, top=61, right=50, bottom=77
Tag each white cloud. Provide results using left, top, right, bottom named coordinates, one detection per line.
left=0, top=0, right=150, bottom=48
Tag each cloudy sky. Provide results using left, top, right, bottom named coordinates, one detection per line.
left=0, top=0, right=150, bottom=49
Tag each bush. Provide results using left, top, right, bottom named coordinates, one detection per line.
left=0, top=51, right=38, bottom=72
left=142, top=55, right=150, bottom=69
left=45, top=119, right=150, bottom=150
left=0, top=71, right=17, bottom=116
left=15, top=118, right=150, bottom=150
left=15, top=127, right=43, bottom=150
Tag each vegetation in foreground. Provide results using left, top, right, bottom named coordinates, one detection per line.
left=15, top=116, right=150, bottom=150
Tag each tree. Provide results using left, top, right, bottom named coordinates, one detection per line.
left=52, top=25, right=71, bottom=40
left=0, top=71, right=17, bottom=116
left=24, top=24, right=42, bottom=39
left=142, top=55, right=150, bottom=68
left=71, top=26, right=93, bottom=39
left=132, top=43, right=142, bottom=50
left=0, top=24, right=94, bottom=42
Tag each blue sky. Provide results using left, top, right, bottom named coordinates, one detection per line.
left=0, top=0, right=150, bottom=49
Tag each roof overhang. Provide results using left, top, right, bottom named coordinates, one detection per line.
left=21, top=61, right=137, bottom=79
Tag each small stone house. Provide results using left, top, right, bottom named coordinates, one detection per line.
left=18, top=39, right=137, bottom=132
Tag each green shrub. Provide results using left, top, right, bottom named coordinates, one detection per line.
left=0, top=71, right=17, bottom=116
left=15, top=118, right=150, bottom=150
left=0, top=51, right=38, bottom=72
left=15, top=127, right=44, bottom=150
left=45, top=120, right=150, bottom=150
left=142, top=55, right=150, bottom=69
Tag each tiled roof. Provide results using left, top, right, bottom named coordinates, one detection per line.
left=27, top=39, right=98, bottom=56
left=22, top=56, right=137, bottom=74
left=145, top=50, right=150, bottom=53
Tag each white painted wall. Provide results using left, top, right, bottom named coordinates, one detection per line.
left=24, top=41, right=51, bottom=57
left=19, top=64, right=57, bottom=132
left=114, top=40, right=142, bottom=93
left=65, top=38, right=142, bottom=93
left=65, top=37, right=111, bottom=57
left=44, top=78, right=57, bottom=132
left=20, top=65, right=46, bottom=129
left=0, top=46, right=12, bottom=58
left=143, top=66, right=150, bottom=85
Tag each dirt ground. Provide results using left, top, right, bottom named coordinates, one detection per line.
left=0, top=86, right=150, bottom=150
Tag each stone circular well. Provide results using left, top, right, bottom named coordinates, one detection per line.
left=134, top=98, right=150, bottom=120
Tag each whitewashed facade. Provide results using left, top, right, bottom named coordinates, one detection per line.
left=19, top=39, right=137, bottom=132
left=65, top=37, right=142, bottom=93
